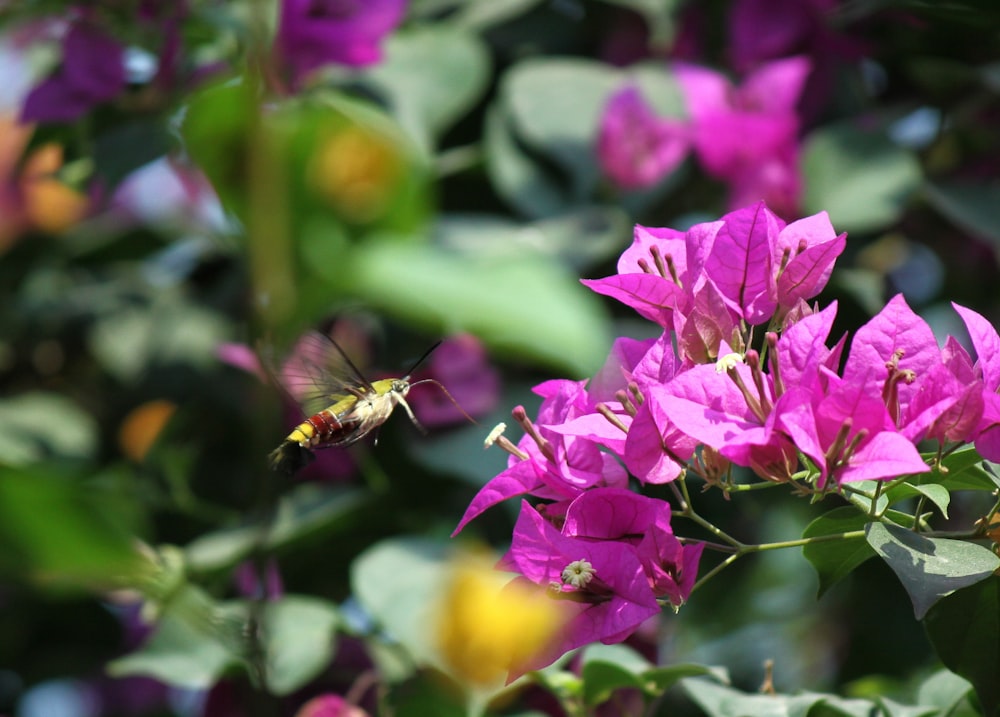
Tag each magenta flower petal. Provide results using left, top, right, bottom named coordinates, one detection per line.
left=21, top=21, right=125, bottom=123
left=276, top=0, right=407, bottom=86
left=503, top=501, right=661, bottom=678
left=841, top=294, right=942, bottom=409
left=452, top=459, right=542, bottom=536
left=836, top=430, right=930, bottom=484
left=704, top=201, right=783, bottom=324
left=597, top=85, right=690, bottom=189
left=582, top=274, right=684, bottom=328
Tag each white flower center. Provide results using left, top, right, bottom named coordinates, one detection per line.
left=561, top=559, right=595, bottom=589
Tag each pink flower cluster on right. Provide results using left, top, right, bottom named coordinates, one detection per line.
left=455, top=200, right=1000, bottom=679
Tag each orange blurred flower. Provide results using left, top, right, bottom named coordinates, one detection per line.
left=118, top=400, right=177, bottom=462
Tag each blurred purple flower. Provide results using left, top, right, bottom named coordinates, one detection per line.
left=276, top=0, right=408, bottom=88
left=21, top=19, right=125, bottom=123
left=676, top=57, right=810, bottom=217
left=728, top=0, right=866, bottom=119
left=234, top=559, right=284, bottom=600
left=596, top=85, right=689, bottom=189
left=295, top=694, right=370, bottom=717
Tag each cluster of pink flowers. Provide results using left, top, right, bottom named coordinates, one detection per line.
left=596, top=57, right=810, bottom=217
left=455, top=200, right=1000, bottom=677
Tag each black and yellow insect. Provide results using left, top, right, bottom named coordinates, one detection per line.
left=267, top=333, right=455, bottom=475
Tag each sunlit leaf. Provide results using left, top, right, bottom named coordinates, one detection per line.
left=351, top=536, right=452, bottom=673
left=108, top=585, right=246, bottom=689
left=263, top=596, right=340, bottom=695
left=344, top=238, right=612, bottom=376
left=866, top=522, right=1000, bottom=619
left=0, top=392, right=97, bottom=465
left=802, top=121, right=922, bottom=234
left=366, top=26, right=491, bottom=154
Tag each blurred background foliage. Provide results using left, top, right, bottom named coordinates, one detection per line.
left=1, top=0, right=1000, bottom=715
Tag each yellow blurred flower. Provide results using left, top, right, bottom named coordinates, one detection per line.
left=118, top=400, right=177, bottom=462
left=436, top=551, right=565, bottom=687
left=307, top=125, right=402, bottom=223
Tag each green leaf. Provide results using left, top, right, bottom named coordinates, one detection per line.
left=884, top=482, right=951, bottom=519
left=387, top=670, right=468, bottom=717
left=924, top=181, right=1000, bottom=245
left=642, top=664, right=730, bottom=698
left=484, top=102, right=571, bottom=218
left=915, top=669, right=975, bottom=714
left=88, top=290, right=229, bottom=383
left=580, top=644, right=651, bottom=706
left=366, top=26, right=491, bottom=155
left=0, top=466, right=143, bottom=590
left=802, top=507, right=875, bottom=596
left=351, top=536, right=452, bottom=672
left=802, top=121, right=922, bottom=234
left=865, top=522, right=1000, bottom=619
left=681, top=677, right=827, bottom=717
left=875, top=695, right=942, bottom=717
left=931, top=446, right=1000, bottom=492
left=93, top=118, right=171, bottom=190
left=924, top=577, right=1000, bottom=717
left=344, top=238, right=612, bottom=376
left=109, top=585, right=246, bottom=689
left=503, top=58, right=620, bottom=199
left=263, top=596, right=340, bottom=695
left=0, top=392, right=97, bottom=465
left=433, top=205, right=631, bottom=271
left=185, top=484, right=368, bottom=573
left=0, top=391, right=97, bottom=466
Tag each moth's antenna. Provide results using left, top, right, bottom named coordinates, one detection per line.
left=408, top=378, right=479, bottom=426
left=403, top=340, right=443, bottom=379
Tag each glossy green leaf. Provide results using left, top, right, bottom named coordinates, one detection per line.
left=263, top=596, right=340, bottom=695
left=866, top=522, right=1000, bottom=618
left=801, top=507, right=875, bottom=596
left=344, top=238, right=612, bottom=377
left=802, top=121, right=922, bottom=234
left=0, top=392, right=97, bottom=465
left=366, top=26, right=491, bottom=155
left=924, top=576, right=1000, bottom=717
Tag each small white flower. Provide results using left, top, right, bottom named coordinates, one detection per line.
left=561, top=559, right=596, bottom=589
left=715, top=352, right=745, bottom=374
